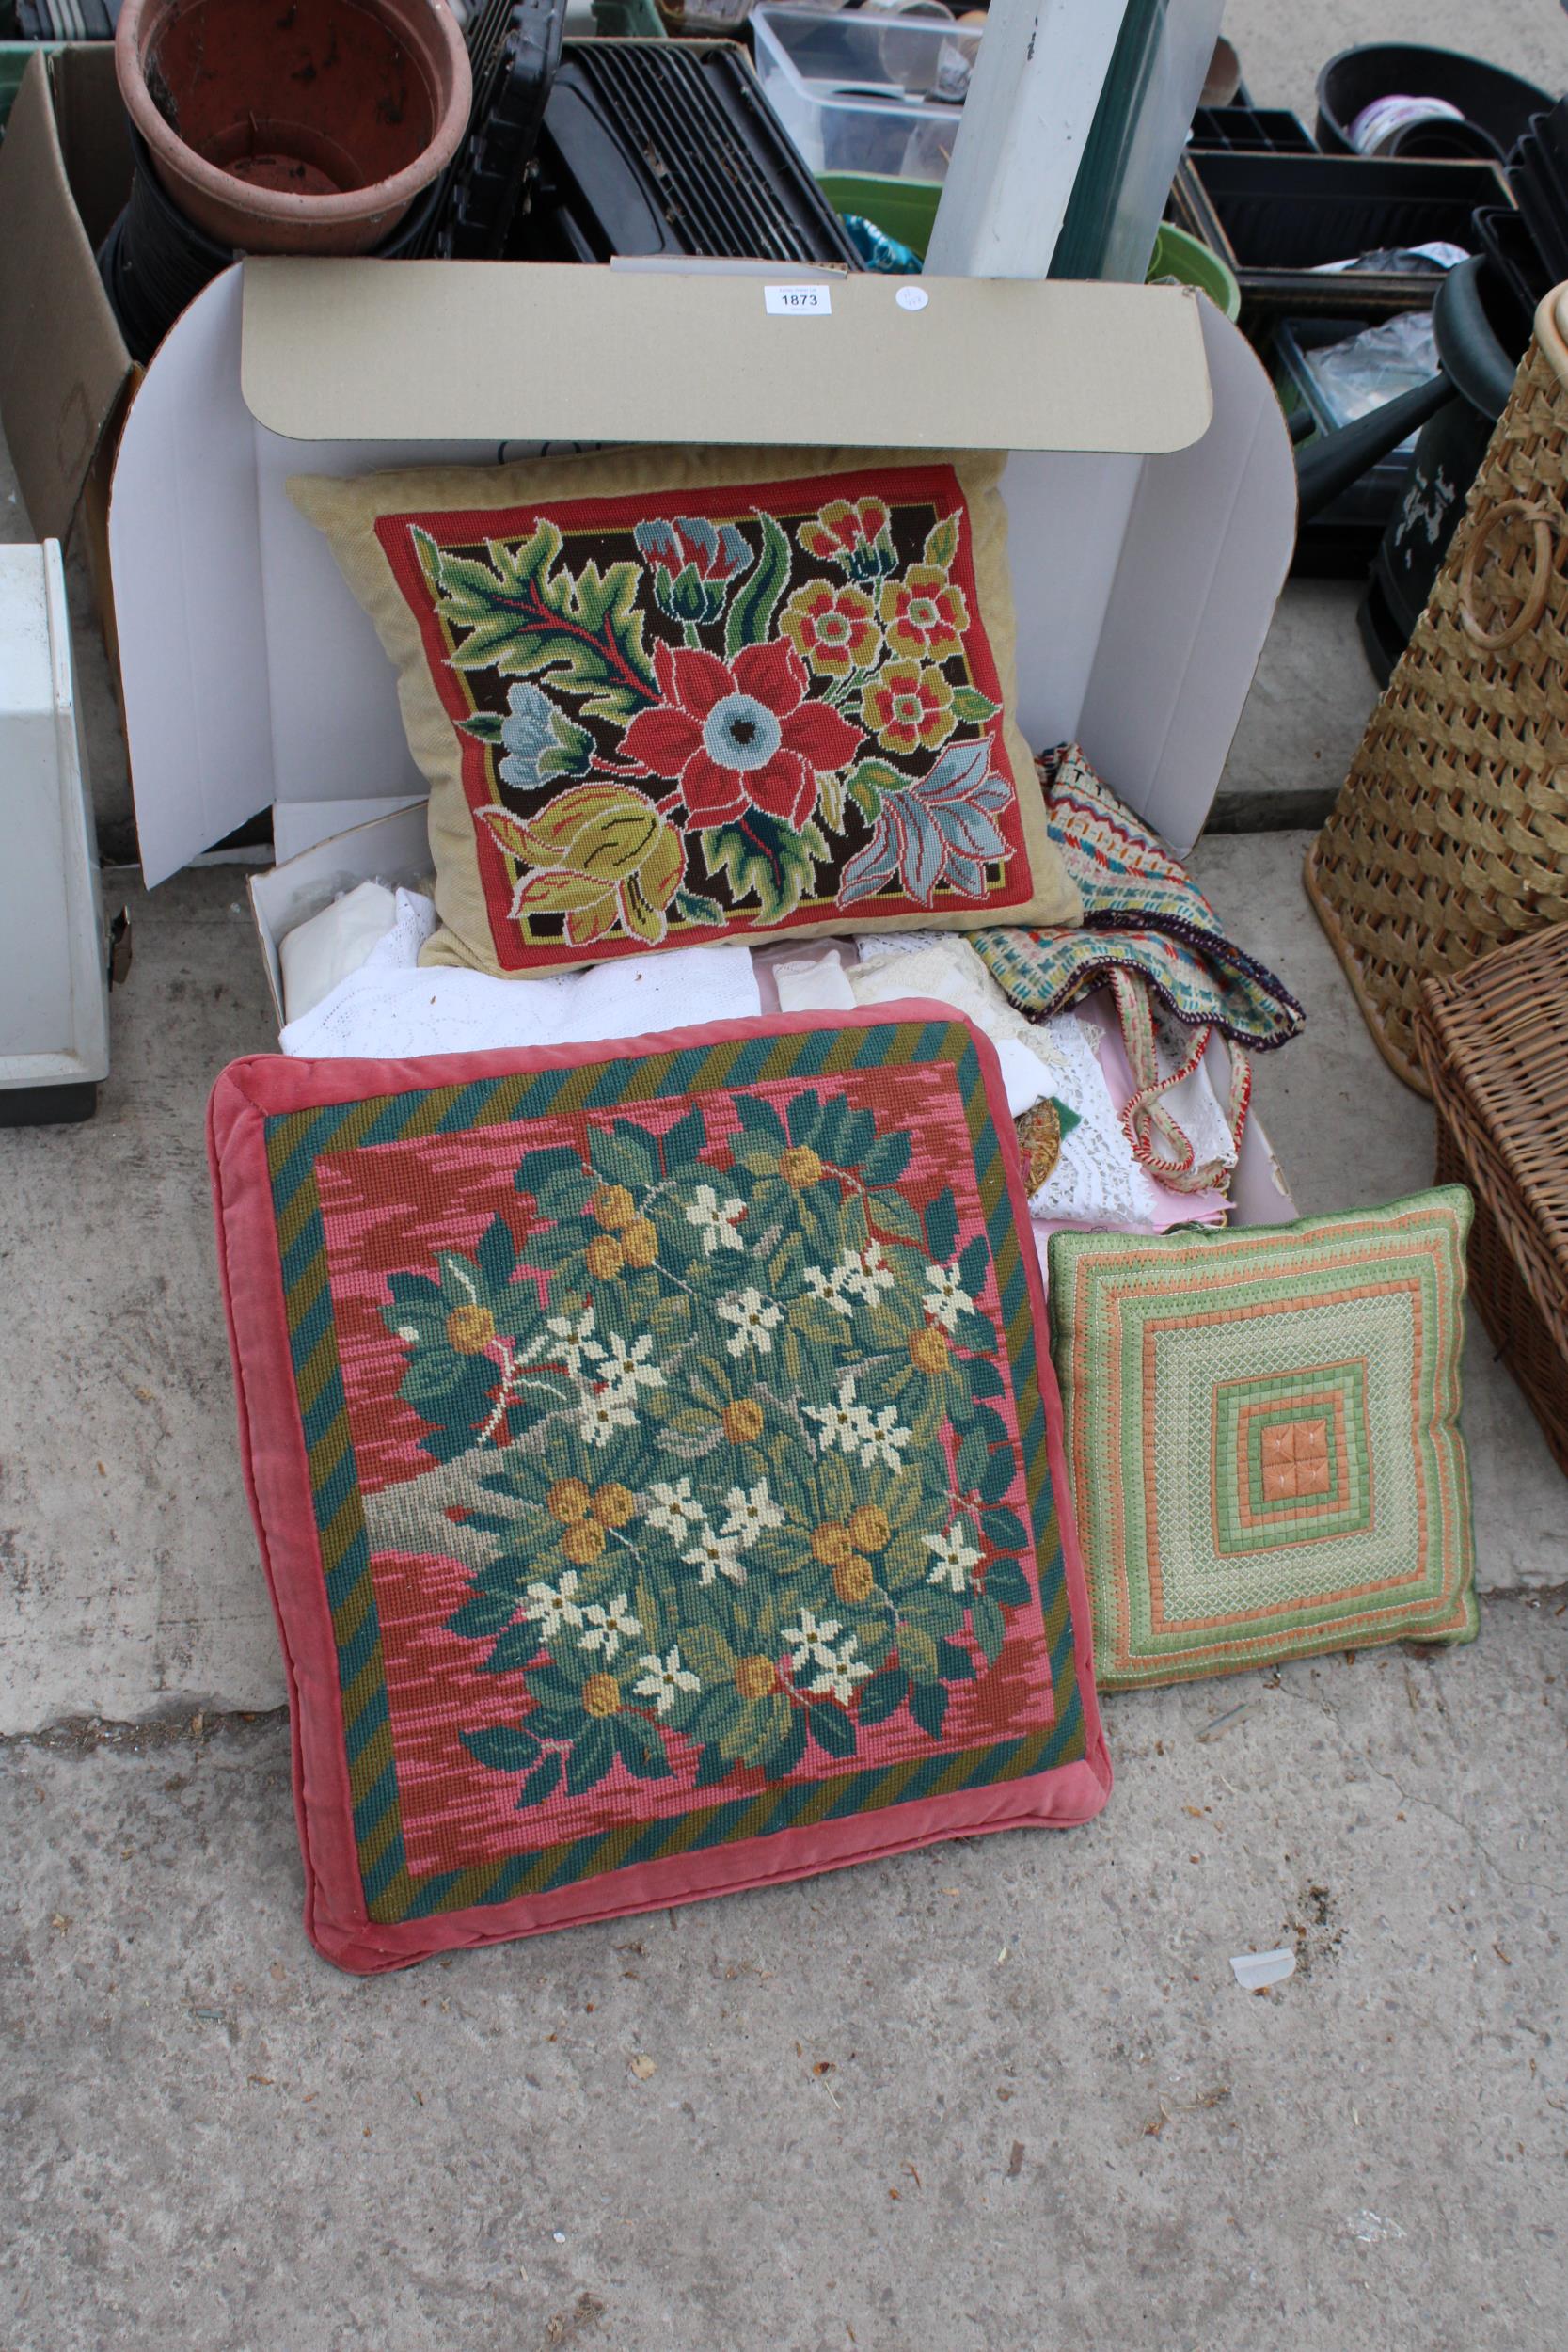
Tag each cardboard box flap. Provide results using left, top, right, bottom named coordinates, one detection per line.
left=0, top=52, right=133, bottom=543
left=115, top=266, right=1291, bottom=885
left=239, top=261, right=1213, bottom=454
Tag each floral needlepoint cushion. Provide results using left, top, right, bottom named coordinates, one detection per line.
left=1047, top=1192, right=1480, bottom=1690
left=209, top=1007, right=1109, bottom=1970
left=287, top=446, right=1080, bottom=977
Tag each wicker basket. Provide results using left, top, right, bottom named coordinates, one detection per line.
left=1306, top=284, right=1568, bottom=1094
left=1416, top=922, right=1568, bottom=1475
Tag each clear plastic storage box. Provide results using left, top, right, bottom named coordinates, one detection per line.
left=750, top=4, right=981, bottom=182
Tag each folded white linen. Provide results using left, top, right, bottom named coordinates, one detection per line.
left=280, top=922, right=761, bottom=1059
left=278, top=880, right=399, bottom=1024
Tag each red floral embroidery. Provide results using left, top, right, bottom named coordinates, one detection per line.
left=861, top=659, right=957, bottom=756
left=375, top=463, right=1036, bottom=968
left=622, top=639, right=863, bottom=832
left=880, top=565, right=970, bottom=661
left=781, top=580, right=882, bottom=678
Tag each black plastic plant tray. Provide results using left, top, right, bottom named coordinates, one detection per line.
left=1170, top=151, right=1513, bottom=325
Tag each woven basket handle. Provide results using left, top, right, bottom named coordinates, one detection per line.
left=1458, top=498, right=1561, bottom=651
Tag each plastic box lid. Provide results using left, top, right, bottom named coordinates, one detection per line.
left=751, top=4, right=980, bottom=183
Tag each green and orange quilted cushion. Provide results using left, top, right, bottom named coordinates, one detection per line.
left=1047, top=1192, right=1479, bottom=1688
left=210, top=1006, right=1109, bottom=1970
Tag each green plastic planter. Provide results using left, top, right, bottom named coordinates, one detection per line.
left=816, top=173, right=1242, bottom=317
left=1147, top=221, right=1241, bottom=318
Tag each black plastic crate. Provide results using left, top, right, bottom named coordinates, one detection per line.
left=1169, top=151, right=1512, bottom=325
left=1188, top=104, right=1315, bottom=155
left=514, top=38, right=860, bottom=267
left=1268, top=312, right=1421, bottom=578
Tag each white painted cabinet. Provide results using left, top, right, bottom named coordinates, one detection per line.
left=0, top=541, right=109, bottom=1122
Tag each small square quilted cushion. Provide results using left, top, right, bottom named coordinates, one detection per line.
left=1047, top=1191, right=1479, bottom=1690
left=288, top=445, right=1081, bottom=977
left=210, top=1006, right=1109, bottom=1971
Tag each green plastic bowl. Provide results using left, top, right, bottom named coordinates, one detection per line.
left=816, top=172, right=941, bottom=262
left=1146, top=222, right=1241, bottom=320
left=816, top=175, right=1242, bottom=322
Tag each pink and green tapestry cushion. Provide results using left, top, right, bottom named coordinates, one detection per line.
left=209, top=1005, right=1110, bottom=1971
left=1047, top=1192, right=1479, bottom=1689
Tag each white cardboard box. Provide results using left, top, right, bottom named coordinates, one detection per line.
left=108, top=259, right=1297, bottom=1219
left=109, top=261, right=1295, bottom=880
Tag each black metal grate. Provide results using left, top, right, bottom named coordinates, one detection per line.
left=555, top=39, right=855, bottom=266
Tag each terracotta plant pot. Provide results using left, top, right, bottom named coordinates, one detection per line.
left=114, top=0, right=471, bottom=256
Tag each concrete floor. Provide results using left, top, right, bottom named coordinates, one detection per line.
left=5, top=4, right=1568, bottom=2345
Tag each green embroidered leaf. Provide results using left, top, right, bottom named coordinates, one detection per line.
left=861, top=1132, right=912, bottom=1187
left=612, top=1714, right=673, bottom=1781
left=433, top=547, right=520, bottom=623
left=784, top=1093, right=820, bottom=1148
left=387, top=1270, right=444, bottom=1303
left=808, top=1702, right=857, bottom=1760
left=867, top=1189, right=923, bottom=1246
left=476, top=1216, right=516, bottom=1287
left=461, top=1724, right=542, bottom=1773
left=837, top=1106, right=876, bottom=1168
left=952, top=1308, right=998, bottom=1355
left=968, top=1404, right=1010, bottom=1451
left=480, top=1621, right=545, bottom=1677
left=899, top=1624, right=939, bottom=1682
left=857, top=1667, right=911, bottom=1727
left=765, top=1710, right=809, bottom=1778
left=981, top=1505, right=1028, bottom=1552
left=909, top=1679, right=949, bottom=1739
left=846, top=758, right=900, bottom=822
left=526, top=1661, right=582, bottom=1714
left=955, top=1425, right=992, bottom=1493
left=459, top=711, right=508, bottom=744
left=984, top=1556, right=1032, bottom=1610
left=735, top=1093, right=788, bottom=1148
left=958, top=1235, right=990, bottom=1295
left=673, top=885, right=726, bottom=927
left=512, top=1749, right=564, bottom=1811
left=970, top=1592, right=1006, bottom=1669
left=951, top=687, right=1000, bottom=724
left=494, top=520, right=563, bottom=592
left=924, top=513, right=961, bottom=571
left=693, top=1741, right=736, bottom=1788
left=539, top=707, right=594, bottom=781
left=724, top=513, right=792, bottom=655
left=679, top=1624, right=737, bottom=1681
left=533, top=1169, right=599, bottom=1222
left=979, top=1445, right=1018, bottom=1504
left=924, top=1188, right=958, bottom=1263
left=565, top=1723, right=617, bottom=1797
left=700, top=814, right=828, bottom=925
left=428, top=524, right=657, bottom=723
left=588, top=1121, right=659, bottom=1188
left=966, top=1356, right=1006, bottom=1403
left=936, top=1636, right=976, bottom=1683
left=660, top=1108, right=705, bottom=1168
left=515, top=1146, right=586, bottom=1197
left=447, top=1590, right=518, bottom=1642
left=768, top=1232, right=806, bottom=1293
left=805, top=1092, right=847, bottom=1168
left=411, top=525, right=443, bottom=591
left=448, top=612, right=543, bottom=673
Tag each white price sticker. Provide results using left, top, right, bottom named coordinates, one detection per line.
left=764, top=283, right=832, bottom=317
